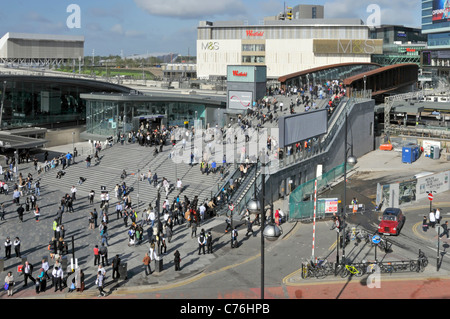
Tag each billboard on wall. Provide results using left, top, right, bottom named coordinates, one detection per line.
left=432, top=0, right=450, bottom=23
left=228, top=91, right=253, bottom=110
left=278, top=109, right=328, bottom=148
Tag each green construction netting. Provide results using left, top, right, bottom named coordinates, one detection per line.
left=288, top=163, right=350, bottom=220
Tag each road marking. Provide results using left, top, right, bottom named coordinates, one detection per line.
left=412, top=221, right=429, bottom=241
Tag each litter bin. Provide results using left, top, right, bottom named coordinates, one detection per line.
left=118, top=263, right=128, bottom=280
left=154, top=256, right=163, bottom=273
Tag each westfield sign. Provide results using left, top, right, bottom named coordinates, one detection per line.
left=233, top=70, right=248, bottom=77
left=246, top=30, right=264, bottom=37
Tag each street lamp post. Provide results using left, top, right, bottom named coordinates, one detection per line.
left=341, top=112, right=357, bottom=265
left=363, top=75, right=367, bottom=98
left=155, top=186, right=163, bottom=272
left=0, top=81, right=6, bottom=130
left=246, top=159, right=281, bottom=300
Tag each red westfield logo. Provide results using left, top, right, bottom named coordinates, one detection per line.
left=246, top=30, right=264, bottom=37
left=232, top=70, right=248, bottom=77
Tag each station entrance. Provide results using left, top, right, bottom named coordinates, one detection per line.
left=133, top=115, right=166, bottom=132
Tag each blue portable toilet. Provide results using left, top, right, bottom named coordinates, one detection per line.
left=402, top=144, right=419, bottom=164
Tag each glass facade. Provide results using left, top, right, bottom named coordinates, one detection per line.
left=0, top=76, right=130, bottom=129
left=83, top=95, right=226, bottom=138
left=283, top=64, right=381, bottom=88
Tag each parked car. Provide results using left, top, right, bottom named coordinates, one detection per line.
left=377, top=208, right=405, bottom=236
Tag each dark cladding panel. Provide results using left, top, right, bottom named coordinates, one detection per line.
left=279, top=109, right=328, bottom=148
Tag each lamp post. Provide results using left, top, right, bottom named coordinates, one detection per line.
left=0, top=81, right=6, bottom=130
left=341, top=112, right=357, bottom=266
left=155, top=185, right=163, bottom=272
left=363, top=75, right=367, bottom=98
left=246, top=159, right=281, bottom=299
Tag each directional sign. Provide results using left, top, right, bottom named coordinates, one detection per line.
left=428, top=193, right=434, bottom=201
left=372, top=234, right=381, bottom=244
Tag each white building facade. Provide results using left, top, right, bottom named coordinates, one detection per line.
left=197, top=19, right=383, bottom=80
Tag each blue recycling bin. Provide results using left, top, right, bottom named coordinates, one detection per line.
left=402, top=144, right=419, bottom=164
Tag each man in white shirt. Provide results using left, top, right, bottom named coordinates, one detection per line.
left=199, top=204, right=206, bottom=222
left=435, top=208, right=441, bottom=224
left=71, top=186, right=77, bottom=201
left=429, top=210, right=436, bottom=228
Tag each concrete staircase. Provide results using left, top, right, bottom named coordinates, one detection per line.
left=37, top=143, right=228, bottom=210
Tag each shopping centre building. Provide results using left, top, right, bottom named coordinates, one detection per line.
left=196, top=17, right=383, bottom=80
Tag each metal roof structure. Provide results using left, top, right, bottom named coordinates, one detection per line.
left=0, top=32, right=84, bottom=66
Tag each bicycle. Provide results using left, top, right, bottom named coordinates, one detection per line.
left=410, top=250, right=428, bottom=272
left=338, top=263, right=364, bottom=278
left=379, top=262, right=395, bottom=274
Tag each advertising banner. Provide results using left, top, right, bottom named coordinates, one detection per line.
left=228, top=91, right=253, bottom=110
left=432, top=0, right=450, bottom=23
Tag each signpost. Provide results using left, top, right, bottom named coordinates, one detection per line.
left=372, top=234, right=381, bottom=262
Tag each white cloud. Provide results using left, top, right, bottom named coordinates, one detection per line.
left=133, top=0, right=247, bottom=19
left=111, top=23, right=124, bottom=35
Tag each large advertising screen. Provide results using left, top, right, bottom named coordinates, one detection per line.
left=433, top=0, right=450, bottom=24
left=228, top=91, right=253, bottom=110
left=278, top=109, right=328, bottom=148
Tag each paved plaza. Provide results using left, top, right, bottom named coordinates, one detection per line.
left=0, top=138, right=256, bottom=298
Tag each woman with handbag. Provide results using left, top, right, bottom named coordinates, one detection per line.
left=4, top=271, right=14, bottom=296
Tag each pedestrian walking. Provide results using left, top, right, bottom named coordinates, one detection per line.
left=174, top=250, right=181, bottom=271
left=429, top=210, right=436, bottom=228
left=143, top=252, right=152, bottom=276
left=422, top=216, right=429, bottom=232
left=436, top=208, right=442, bottom=224
left=0, top=203, right=5, bottom=221
left=22, top=261, right=35, bottom=287
left=96, top=271, right=106, bottom=297
left=4, top=271, right=14, bottom=296
left=245, top=221, right=254, bottom=237
left=99, top=243, right=108, bottom=266
left=440, top=221, right=449, bottom=239
left=17, top=204, right=24, bottom=223
left=231, top=227, right=239, bottom=248
left=34, top=204, right=40, bottom=222
left=93, top=245, right=100, bottom=266
left=112, top=254, right=121, bottom=280
left=71, top=186, right=77, bottom=201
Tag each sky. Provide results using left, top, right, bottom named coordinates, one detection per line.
left=0, top=0, right=422, bottom=57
